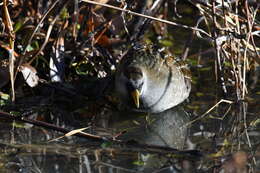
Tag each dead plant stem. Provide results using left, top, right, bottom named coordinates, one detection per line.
left=81, top=0, right=211, bottom=37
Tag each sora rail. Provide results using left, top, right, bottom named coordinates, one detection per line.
left=115, top=44, right=191, bottom=113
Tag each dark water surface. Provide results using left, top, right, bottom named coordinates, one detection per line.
left=0, top=73, right=259, bottom=173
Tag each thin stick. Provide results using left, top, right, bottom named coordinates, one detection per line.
left=28, top=15, right=58, bottom=64
left=22, top=0, right=60, bottom=55
left=3, top=0, right=15, bottom=101
left=94, top=161, right=138, bottom=173
left=185, top=99, right=233, bottom=127
left=0, top=111, right=105, bottom=141
left=0, top=111, right=201, bottom=157
left=81, top=0, right=211, bottom=38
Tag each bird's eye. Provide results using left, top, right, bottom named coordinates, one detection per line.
left=124, top=67, right=142, bottom=80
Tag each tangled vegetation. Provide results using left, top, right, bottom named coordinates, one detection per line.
left=0, top=0, right=260, bottom=172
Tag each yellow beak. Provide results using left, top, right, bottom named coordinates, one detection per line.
left=131, top=89, right=140, bottom=108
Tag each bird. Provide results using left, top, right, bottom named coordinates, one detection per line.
left=115, top=44, right=191, bottom=113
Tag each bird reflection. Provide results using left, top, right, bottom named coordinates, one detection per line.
left=110, top=106, right=189, bottom=150
left=102, top=106, right=190, bottom=173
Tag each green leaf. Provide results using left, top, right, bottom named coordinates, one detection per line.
left=196, top=92, right=204, bottom=97
left=14, top=20, right=23, bottom=32
left=0, top=92, right=10, bottom=106
left=101, top=142, right=112, bottom=148
left=159, top=40, right=173, bottom=47
left=60, top=8, right=69, bottom=20
left=133, top=160, right=145, bottom=166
